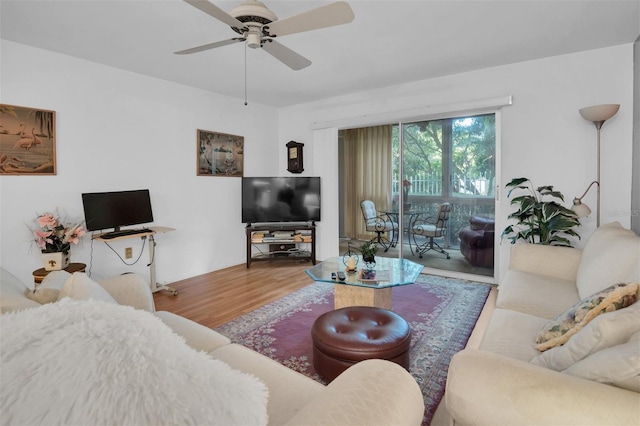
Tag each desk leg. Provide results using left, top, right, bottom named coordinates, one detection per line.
left=148, top=235, right=178, bottom=296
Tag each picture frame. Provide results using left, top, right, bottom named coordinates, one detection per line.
left=0, top=104, right=56, bottom=175
left=197, top=129, right=244, bottom=177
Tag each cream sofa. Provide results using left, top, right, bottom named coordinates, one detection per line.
left=0, top=267, right=425, bottom=425
left=444, top=222, right=640, bottom=425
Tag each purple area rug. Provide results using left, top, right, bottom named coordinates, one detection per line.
left=215, top=274, right=491, bottom=425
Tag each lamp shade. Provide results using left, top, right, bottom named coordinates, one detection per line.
left=579, top=104, right=620, bottom=123
left=572, top=202, right=592, bottom=219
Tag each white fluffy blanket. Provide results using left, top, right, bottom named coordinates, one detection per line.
left=0, top=298, right=268, bottom=425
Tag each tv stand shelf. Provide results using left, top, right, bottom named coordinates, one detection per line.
left=246, top=224, right=316, bottom=268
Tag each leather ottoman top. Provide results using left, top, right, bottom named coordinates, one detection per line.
left=311, top=306, right=411, bottom=361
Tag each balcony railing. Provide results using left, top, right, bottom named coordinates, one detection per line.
left=392, top=172, right=495, bottom=247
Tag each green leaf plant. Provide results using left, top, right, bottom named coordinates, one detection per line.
left=501, top=177, right=581, bottom=247
left=359, top=240, right=378, bottom=262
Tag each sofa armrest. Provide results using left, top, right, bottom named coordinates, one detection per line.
left=97, top=274, right=155, bottom=312
left=154, top=311, right=230, bottom=353
left=508, top=243, right=582, bottom=281
left=470, top=215, right=495, bottom=231
left=446, top=349, right=640, bottom=426
left=284, top=359, right=424, bottom=426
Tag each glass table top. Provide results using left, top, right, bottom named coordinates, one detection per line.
left=306, top=256, right=423, bottom=289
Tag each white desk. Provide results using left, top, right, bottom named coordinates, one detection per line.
left=93, top=226, right=177, bottom=295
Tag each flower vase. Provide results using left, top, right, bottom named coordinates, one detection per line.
left=41, top=251, right=70, bottom=271
left=363, top=257, right=376, bottom=272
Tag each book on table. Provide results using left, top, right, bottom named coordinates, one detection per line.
left=358, top=269, right=390, bottom=282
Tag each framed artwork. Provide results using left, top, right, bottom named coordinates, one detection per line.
left=0, top=104, right=56, bottom=175
left=197, top=129, right=244, bottom=177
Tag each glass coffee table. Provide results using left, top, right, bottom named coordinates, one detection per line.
left=306, top=256, right=423, bottom=310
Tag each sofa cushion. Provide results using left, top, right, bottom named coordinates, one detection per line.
left=96, top=273, right=155, bottom=311
left=479, top=308, right=549, bottom=362
left=446, top=349, right=640, bottom=426
left=0, top=298, right=268, bottom=425
left=38, top=270, right=71, bottom=290
left=496, top=270, right=580, bottom=319
left=576, top=222, right=640, bottom=299
left=57, top=272, right=118, bottom=304
left=26, top=271, right=72, bottom=304
left=0, top=268, right=40, bottom=314
left=563, top=330, right=640, bottom=392
left=26, top=288, right=60, bottom=304
left=531, top=300, right=640, bottom=371
left=534, top=282, right=638, bottom=351
left=508, top=243, right=582, bottom=283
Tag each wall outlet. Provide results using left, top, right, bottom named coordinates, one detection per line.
left=124, top=247, right=133, bottom=259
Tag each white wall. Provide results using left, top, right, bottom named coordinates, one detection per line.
left=1, top=40, right=280, bottom=286
left=1, top=41, right=634, bottom=286
left=278, top=44, right=635, bottom=281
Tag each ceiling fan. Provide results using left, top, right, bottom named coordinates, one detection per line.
left=175, top=0, right=355, bottom=70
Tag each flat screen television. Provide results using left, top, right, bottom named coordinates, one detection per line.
left=242, top=177, right=321, bottom=224
left=81, top=189, right=154, bottom=232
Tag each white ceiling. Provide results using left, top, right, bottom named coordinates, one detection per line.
left=1, top=0, right=639, bottom=107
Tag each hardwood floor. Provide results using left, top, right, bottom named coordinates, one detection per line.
left=153, top=258, right=497, bottom=345
left=153, top=260, right=314, bottom=328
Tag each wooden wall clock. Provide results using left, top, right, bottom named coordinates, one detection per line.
left=286, top=141, right=304, bottom=173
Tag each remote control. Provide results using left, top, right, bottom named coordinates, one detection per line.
left=337, top=271, right=346, bottom=281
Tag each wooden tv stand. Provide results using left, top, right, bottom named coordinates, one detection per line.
left=246, top=224, right=316, bottom=268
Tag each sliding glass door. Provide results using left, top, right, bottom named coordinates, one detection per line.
left=394, top=113, right=496, bottom=277
left=338, top=112, right=497, bottom=279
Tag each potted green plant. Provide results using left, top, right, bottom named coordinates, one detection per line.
left=359, top=241, right=378, bottom=269
left=501, top=177, right=581, bottom=247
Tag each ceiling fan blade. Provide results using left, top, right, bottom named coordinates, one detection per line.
left=175, top=38, right=243, bottom=55
left=262, top=40, right=311, bottom=70
left=182, top=0, right=245, bottom=30
left=265, top=1, right=354, bottom=37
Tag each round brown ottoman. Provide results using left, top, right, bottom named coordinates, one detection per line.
left=311, top=306, right=411, bottom=382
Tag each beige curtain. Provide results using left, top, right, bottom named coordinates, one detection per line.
left=342, top=125, right=393, bottom=240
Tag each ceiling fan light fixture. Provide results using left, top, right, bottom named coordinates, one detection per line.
left=246, top=31, right=262, bottom=49
left=230, top=0, right=277, bottom=24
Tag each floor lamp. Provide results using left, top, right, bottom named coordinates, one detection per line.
left=573, top=104, right=620, bottom=227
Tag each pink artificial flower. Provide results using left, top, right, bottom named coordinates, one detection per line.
left=32, top=212, right=85, bottom=252
left=64, top=225, right=85, bottom=245
left=33, top=229, right=53, bottom=250
left=37, top=213, right=58, bottom=229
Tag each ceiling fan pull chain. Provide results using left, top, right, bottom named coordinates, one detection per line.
left=244, top=41, right=248, bottom=106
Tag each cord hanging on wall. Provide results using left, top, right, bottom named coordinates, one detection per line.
left=244, top=42, right=248, bottom=106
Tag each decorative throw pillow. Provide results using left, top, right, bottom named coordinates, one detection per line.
left=0, top=268, right=41, bottom=314
left=26, top=288, right=60, bottom=305
left=531, top=300, right=640, bottom=370
left=563, top=330, right=640, bottom=392
left=26, top=270, right=72, bottom=305
left=534, top=282, right=638, bottom=352
left=0, top=298, right=268, bottom=425
left=39, top=270, right=72, bottom=290
left=57, top=272, right=117, bottom=304
left=575, top=222, right=640, bottom=299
